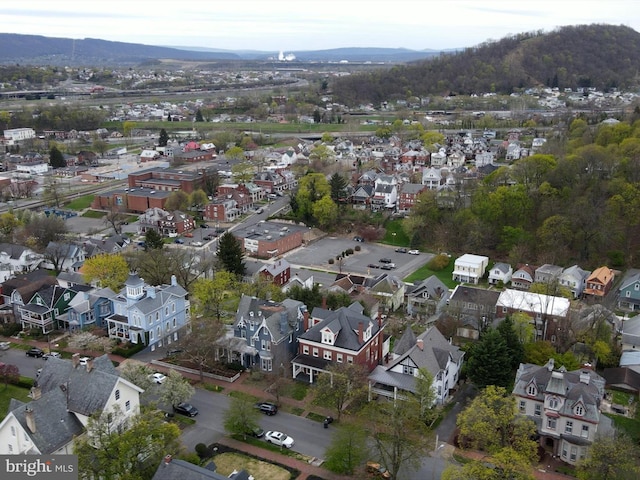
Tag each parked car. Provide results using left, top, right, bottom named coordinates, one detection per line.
left=26, top=347, right=44, bottom=358
left=408, top=249, right=420, bottom=255
left=137, top=241, right=147, bottom=248
left=183, top=232, right=194, bottom=238
left=264, top=431, right=294, bottom=448
left=380, top=264, right=395, bottom=270
left=353, top=236, right=364, bottom=242
left=255, top=207, right=264, bottom=214
left=255, top=402, right=278, bottom=415
left=200, top=224, right=208, bottom=228
left=173, top=402, right=198, bottom=417
left=0, top=341, right=10, bottom=350
left=367, top=263, right=380, bottom=269
left=79, top=356, right=92, bottom=366
left=44, top=351, right=61, bottom=360
left=395, top=247, right=407, bottom=253
left=248, top=426, right=265, bottom=438
left=192, top=241, right=203, bottom=247
left=149, top=372, right=167, bottom=384
left=366, top=461, right=391, bottom=479
left=203, top=235, right=214, bottom=241
left=174, top=238, right=185, bottom=244
left=379, top=258, right=392, bottom=263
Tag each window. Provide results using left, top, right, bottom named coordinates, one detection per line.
left=527, top=384, right=536, bottom=396
left=173, top=318, right=176, bottom=327
left=403, top=365, right=415, bottom=376
left=575, top=405, right=584, bottom=416
left=519, top=400, right=526, bottom=413
left=165, top=307, right=169, bottom=316
left=534, top=404, right=542, bottom=416
left=635, top=283, right=639, bottom=291
left=8, top=444, right=12, bottom=453
left=570, top=446, right=577, bottom=462
left=562, top=444, right=568, bottom=459
left=303, top=345, right=309, bottom=355
left=115, top=389, right=120, bottom=400
left=337, top=353, right=343, bottom=363
left=11, top=426, right=15, bottom=437
left=581, top=425, right=589, bottom=438
left=549, top=397, right=559, bottom=409
left=547, top=418, right=556, bottom=430
left=312, top=348, right=318, bottom=357
left=324, top=350, right=332, bottom=360
left=565, top=421, right=573, bottom=434
left=172, top=303, right=176, bottom=312
left=261, top=358, right=272, bottom=371
left=241, top=330, right=246, bottom=339
left=347, top=356, right=353, bottom=364
left=266, top=341, right=271, bottom=351
left=125, top=400, right=131, bottom=412
left=156, top=312, right=159, bottom=321
left=261, top=340, right=267, bottom=350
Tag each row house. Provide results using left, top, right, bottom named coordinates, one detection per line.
left=292, top=302, right=386, bottom=383
left=452, top=254, right=489, bottom=285
left=368, top=326, right=464, bottom=404
left=204, top=197, right=240, bottom=223
left=559, top=265, right=591, bottom=299
left=535, top=264, right=564, bottom=284
left=0, top=269, right=57, bottom=322
left=511, top=264, right=537, bottom=290
left=447, top=285, right=501, bottom=340
left=422, top=167, right=444, bottom=190
left=496, top=288, right=571, bottom=342
left=397, top=183, right=427, bottom=214
left=138, top=207, right=194, bottom=236
left=106, top=274, right=190, bottom=352
left=370, top=183, right=397, bottom=211
left=583, top=266, right=615, bottom=300
left=18, top=284, right=92, bottom=334
left=253, top=170, right=286, bottom=194
left=56, top=286, right=117, bottom=332
left=233, top=295, right=307, bottom=372
left=513, top=359, right=606, bottom=466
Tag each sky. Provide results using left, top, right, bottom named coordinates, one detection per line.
left=3, top=0, right=640, bottom=52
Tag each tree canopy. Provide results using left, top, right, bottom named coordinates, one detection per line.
left=82, top=253, right=129, bottom=291
left=216, top=232, right=246, bottom=276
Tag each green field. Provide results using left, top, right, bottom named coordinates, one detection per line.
left=0, top=384, right=32, bottom=418
left=381, top=219, right=411, bottom=246
left=65, top=194, right=95, bottom=211
left=404, top=258, right=457, bottom=288
left=82, top=209, right=107, bottom=218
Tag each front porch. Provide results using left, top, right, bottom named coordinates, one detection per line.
left=291, top=355, right=330, bottom=384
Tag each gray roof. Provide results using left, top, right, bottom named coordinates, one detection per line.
left=301, top=303, right=379, bottom=352
left=449, top=285, right=500, bottom=306
left=126, top=283, right=188, bottom=315
left=152, top=458, right=248, bottom=480
left=0, top=242, right=30, bottom=259
left=406, top=275, right=448, bottom=298
left=234, top=294, right=306, bottom=344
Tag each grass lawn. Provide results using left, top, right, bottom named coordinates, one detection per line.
left=0, top=384, right=32, bottom=417
left=65, top=194, right=95, bottom=211
left=82, top=209, right=107, bottom=218
left=604, top=413, right=640, bottom=443
left=281, top=381, right=308, bottom=401
left=212, top=452, right=290, bottom=480
left=381, top=219, right=411, bottom=246
left=404, top=260, right=457, bottom=288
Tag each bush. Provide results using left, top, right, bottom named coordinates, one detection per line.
left=428, top=253, right=451, bottom=271
left=0, top=322, right=21, bottom=337
left=328, top=258, right=335, bottom=264
left=345, top=248, right=354, bottom=255
left=226, top=361, right=244, bottom=371
left=354, top=245, right=361, bottom=252
left=195, top=443, right=212, bottom=459
left=112, top=342, right=146, bottom=358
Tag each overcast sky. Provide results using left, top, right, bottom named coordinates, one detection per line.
left=4, top=0, right=640, bottom=52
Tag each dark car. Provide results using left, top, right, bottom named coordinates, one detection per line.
left=248, top=426, right=265, bottom=438
left=395, top=247, right=407, bottom=253
left=200, top=224, right=208, bottom=228
left=368, top=263, right=380, bottom=269
left=173, top=402, right=198, bottom=417
left=353, top=236, right=364, bottom=242
left=26, top=347, right=44, bottom=358
left=203, top=235, right=213, bottom=241
left=174, top=238, right=185, bottom=244
left=379, top=258, right=392, bottom=263
left=255, top=402, right=278, bottom=415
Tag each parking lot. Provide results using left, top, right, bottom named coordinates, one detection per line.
left=285, top=236, right=433, bottom=280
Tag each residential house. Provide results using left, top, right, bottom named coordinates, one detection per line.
left=0, top=269, right=58, bottom=322
left=57, top=287, right=117, bottom=332
left=106, top=274, right=190, bottom=352
left=535, top=264, right=564, bottom=284
left=365, top=273, right=406, bottom=313
left=496, top=288, right=571, bottom=342
left=559, top=265, right=591, bottom=299
left=405, top=275, right=449, bottom=318
left=17, top=284, right=77, bottom=334
left=350, top=184, right=374, bottom=209
left=452, top=254, right=489, bottom=285
left=447, top=285, right=501, bottom=340
left=422, top=167, right=444, bottom=190
left=0, top=243, right=43, bottom=274
left=253, top=171, right=285, bottom=194
left=370, top=183, right=397, bottom=211
left=488, top=262, right=513, bottom=286
left=233, top=295, right=307, bottom=372
left=368, top=326, right=464, bottom=404
left=138, top=208, right=195, bottom=236
left=0, top=354, right=143, bottom=455
left=152, top=455, right=249, bottom=480
left=203, top=197, right=240, bottom=223
left=621, top=315, right=640, bottom=351
left=258, top=259, right=291, bottom=287
left=282, top=272, right=314, bottom=293
left=292, top=302, right=385, bottom=383
left=583, top=266, right=615, bottom=299
left=430, top=148, right=447, bottom=167
left=511, top=264, right=537, bottom=290
left=397, top=183, right=427, bottom=215
left=618, top=271, right=640, bottom=311
left=513, top=359, right=606, bottom=466
left=41, top=242, right=86, bottom=273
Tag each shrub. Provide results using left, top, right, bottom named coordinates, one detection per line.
left=112, top=342, right=146, bottom=358
left=0, top=322, right=21, bottom=337
left=354, top=245, right=361, bottom=252
left=328, top=258, right=335, bottom=264
left=428, top=253, right=451, bottom=271
left=195, top=443, right=212, bottom=459
left=345, top=248, right=354, bottom=255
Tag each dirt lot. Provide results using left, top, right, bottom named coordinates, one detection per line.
left=212, top=452, right=290, bottom=480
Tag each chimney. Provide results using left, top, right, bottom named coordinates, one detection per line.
left=303, top=310, right=310, bottom=331
left=25, top=406, right=36, bottom=433
left=31, top=386, right=42, bottom=400
left=280, top=311, right=288, bottom=335
left=322, top=296, right=327, bottom=309
left=546, top=358, right=555, bottom=372
left=147, top=286, right=156, bottom=299
left=171, top=275, right=177, bottom=286
left=163, top=455, right=172, bottom=466
left=580, top=371, right=591, bottom=385
left=72, top=353, right=80, bottom=368
left=86, top=358, right=94, bottom=373
left=416, top=339, right=424, bottom=351
left=358, top=322, right=364, bottom=344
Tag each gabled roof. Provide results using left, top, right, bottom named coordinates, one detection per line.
left=301, top=303, right=378, bottom=352
left=587, top=266, right=614, bottom=285
left=152, top=458, right=249, bottom=480
left=1, top=269, right=58, bottom=299
left=450, top=284, right=500, bottom=306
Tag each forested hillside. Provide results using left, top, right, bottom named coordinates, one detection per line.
left=333, top=24, right=640, bottom=105
left=403, top=117, right=640, bottom=270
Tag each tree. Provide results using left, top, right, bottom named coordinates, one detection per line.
left=0, top=363, right=19, bottom=389
left=0, top=212, right=20, bottom=238
left=216, top=232, right=246, bottom=276
left=42, top=177, right=63, bottom=207
left=363, top=396, right=430, bottom=480
left=144, top=229, right=164, bottom=250
left=225, top=146, right=245, bottom=161
left=223, top=392, right=262, bottom=440
left=191, top=271, right=236, bottom=321
left=104, top=205, right=129, bottom=235
left=158, top=128, right=169, bottom=147
left=315, top=362, right=368, bottom=421
left=576, top=434, right=640, bottom=480
left=231, top=161, right=255, bottom=183
left=329, top=172, right=348, bottom=204
left=23, top=214, right=68, bottom=249
left=165, top=190, right=189, bottom=212
left=74, top=406, right=181, bottom=480
left=82, top=253, right=129, bottom=291
left=496, top=316, right=525, bottom=370
left=323, top=422, right=368, bottom=475
left=158, top=369, right=195, bottom=408
left=195, top=108, right=204, bottom=122
left=312, top=195, right=338, bottom=229
left=49, top=145, right=66, bottom=169
left=92, top=136, right=108, bottom=157
left=189, top=189, right=208, bottom=211
left=442, top=447, right=536, bottom=480
left=466, top=328, right=513, bottom=388
left=181, top=317, right=227, bottom=381
left=414, top=367, right=437, bottom=424
left=119, top=362, right=154, bottom=393
left=512, top=312, right=536, bottom=344
left=44, top=241, right=72, bottom=275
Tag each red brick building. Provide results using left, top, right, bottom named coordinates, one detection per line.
left=258, top=259, right=292, bottom=287
left=128, top=168, right=205, bottom=194
left=91, top=187, right=171, bottom=213
left=231, top=221, right=306, bottom=259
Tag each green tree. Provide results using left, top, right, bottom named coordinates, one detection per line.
left=576, top=434, right=640, bottom=480
left=443, top=447, right=536, bottom=480
left=164, top=190, right=189, bottom=211
left=191, top=270, right=236, bottom=321
left=467, top=328, right=513, bottom=388
left=223, top=392, right=262, bottom=440
left=49, top=145, right=66, bottom=169
left=414, top=367, right=437, bottom=424
left=195, top=108, right=204, bottom=122
left=92, top=136, right=108, bottom=157
left=231, top=161, right=255, bottom=183
left=158, top=369, right=195, bottom=408
left=324, top=422, right=368, bottom=475
left=512, top=312, right=535, bottom=344
left=225, top=146, right=245, bottom=161
left=189, top=189, right=208, bottom=210
left=312, top=195, right=338, bottom=229
left=315, top=362, right=368, bottom=421
left=329, top=172, right=348, bottom=204
left=497, top=316, right=525, bottom=370
left=119, top=363, right=154, bottom=393
left=144, top=229, right=164, bottom=250
left=295, top=172, right=331, bottom=222
left=216, top=232, right=246, bottom=276
left=0, top=212, right=21, bottom=237
left=82, top=253, right=129, bottom=291
left=158, top=128, right=169, bottom=147
left=74, top=406, right=181, bottom=480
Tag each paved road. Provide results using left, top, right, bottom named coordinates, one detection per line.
left=1, top=344, right=52, bottom=379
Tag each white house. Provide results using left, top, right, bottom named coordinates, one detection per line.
left=559, top=265, right=591, bottom=299
left=3, top=128, right=36, bottom=144
left=16, top=163, right=48, bottom=175
left=452, top=254, right=489, bottom=284
left=368, top=326, right=464, bottom=405
left=0, top=354, right=143, bottom=455
left=488, top=262, right=513, bottom=285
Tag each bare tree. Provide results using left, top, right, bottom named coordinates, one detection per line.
left=182, top=318, right=227, bottom=381
left=104, top=204, right=129, bottom=235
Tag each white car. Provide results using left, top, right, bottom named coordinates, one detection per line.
left=192, top=241, right=203, bottom=247
left=408, top=249, right=420, bottom=255
left=150, top=372, right=167, bottom=384
left=79, top=356, right=91, bottom=366
left=264, top=431, right=294, bottom=448
left=44, top=351, right=61, bottom=360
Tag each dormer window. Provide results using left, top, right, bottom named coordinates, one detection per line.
left=527, top=383, right=537, bottom=396
left=575, top=404, right=584, bottom=416
left=322, top=330, right=335, bottom=345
